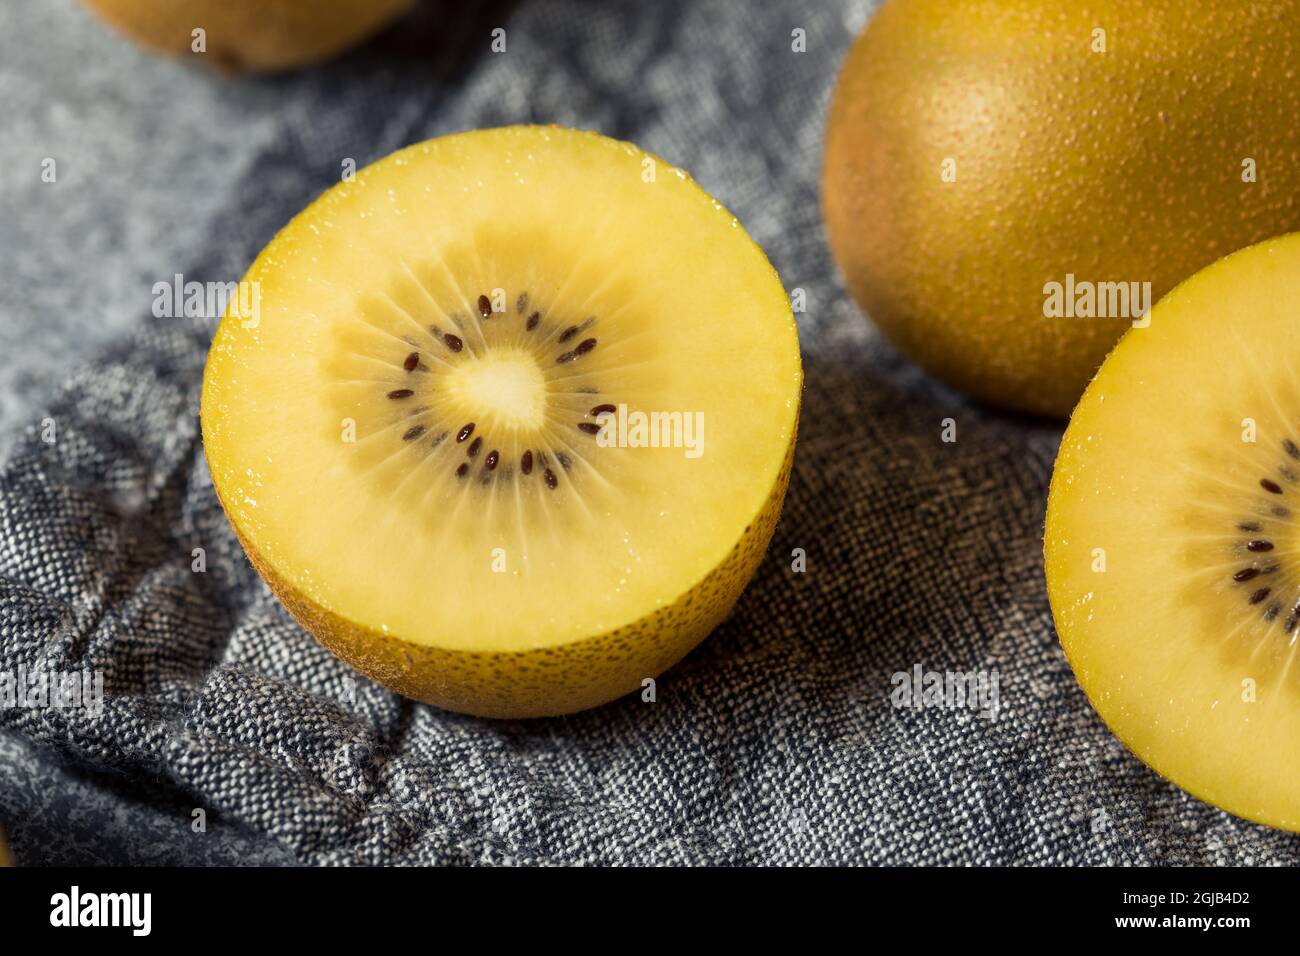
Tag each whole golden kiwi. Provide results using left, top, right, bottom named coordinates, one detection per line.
left=81, top=0, right=414, bottom=72
left=823, top=0, right=1300, bottom=418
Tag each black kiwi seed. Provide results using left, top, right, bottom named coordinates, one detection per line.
left=556, top=350, right=576, bottom=364
left=1266, top=603, right=1282, bottom=621
left=477, top=294, right=491, bottom=318
left=574, top=337, right=597, bottom=356
left=557, top=452, right=572, bottom=471
left=516, top=292, right=529, bottom=314
left=559, top=325, right=580, bottom=343
left=578, top=422, right=602, bottom=435
left=456, top=463, right=469, bottom=478
left=468, top=437, right=483, bottom=458
left=444, top=333, right=464, bottom=352
left=1285, top=439, right=1300, bottom=460
left=457, top=423, right=475, bottom=442
left=544, top=468, right=558, bottom=490
left=1234, top=568, right=1261, bottom=582
left=403, top=351, right=420, bottom=371
left=1248, top=539, right=1275, bottom=552
left=402, top=424, right=426, bottom=442
left=485, top=450, right=499, bottom=470
left=521, top=450, right=533, bottom=474
left=1287, top=602, right=1300, bottom=632
left=591, top=403, right=617, bottom=416
left=526, top=312, right=540, bottom=331
left=388, top=389, right=414, bottom=400
left=1240, top=521, right=1263, bottom=533
left=1250, top=587, right=1272, bottom=605
left=1261, top=478, right=1284, bottom=494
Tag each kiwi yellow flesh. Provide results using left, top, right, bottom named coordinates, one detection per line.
left=202, top=126, right=802, bottom=718
left=824, top=0, right=1300, bottom=418
left=1046, top=232, right=1300, bottom=829
left=81, top=0, right=413, bottom=72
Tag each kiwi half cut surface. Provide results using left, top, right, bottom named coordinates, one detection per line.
left=201, top=126, right=801, bottom=718
left=1045, top=233, right=1300, bottom=829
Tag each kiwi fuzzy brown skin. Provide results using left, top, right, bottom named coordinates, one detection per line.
left=216, top=436, right=797, bottom=719
left=823, top=0, right=1300, bottom=418
left=80, top=0, right=415, bottom=73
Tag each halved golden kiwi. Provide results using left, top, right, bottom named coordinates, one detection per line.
left=202, top=126, right=802, bottom=718
left=1046, top=232, right=1300, bottom=829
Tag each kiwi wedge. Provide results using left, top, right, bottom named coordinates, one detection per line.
left=201, top=126, right=801, bottom=718
left=1045, top=232, right=1300, bottom=829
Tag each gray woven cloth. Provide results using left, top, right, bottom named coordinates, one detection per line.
left=3, top=0, right=1298, bottom=866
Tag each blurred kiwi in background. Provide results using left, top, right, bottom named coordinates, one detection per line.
left=80, top=0, right=416, bottom=72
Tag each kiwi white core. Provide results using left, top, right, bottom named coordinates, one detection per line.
left=448, top=350, right=548, bottom=430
